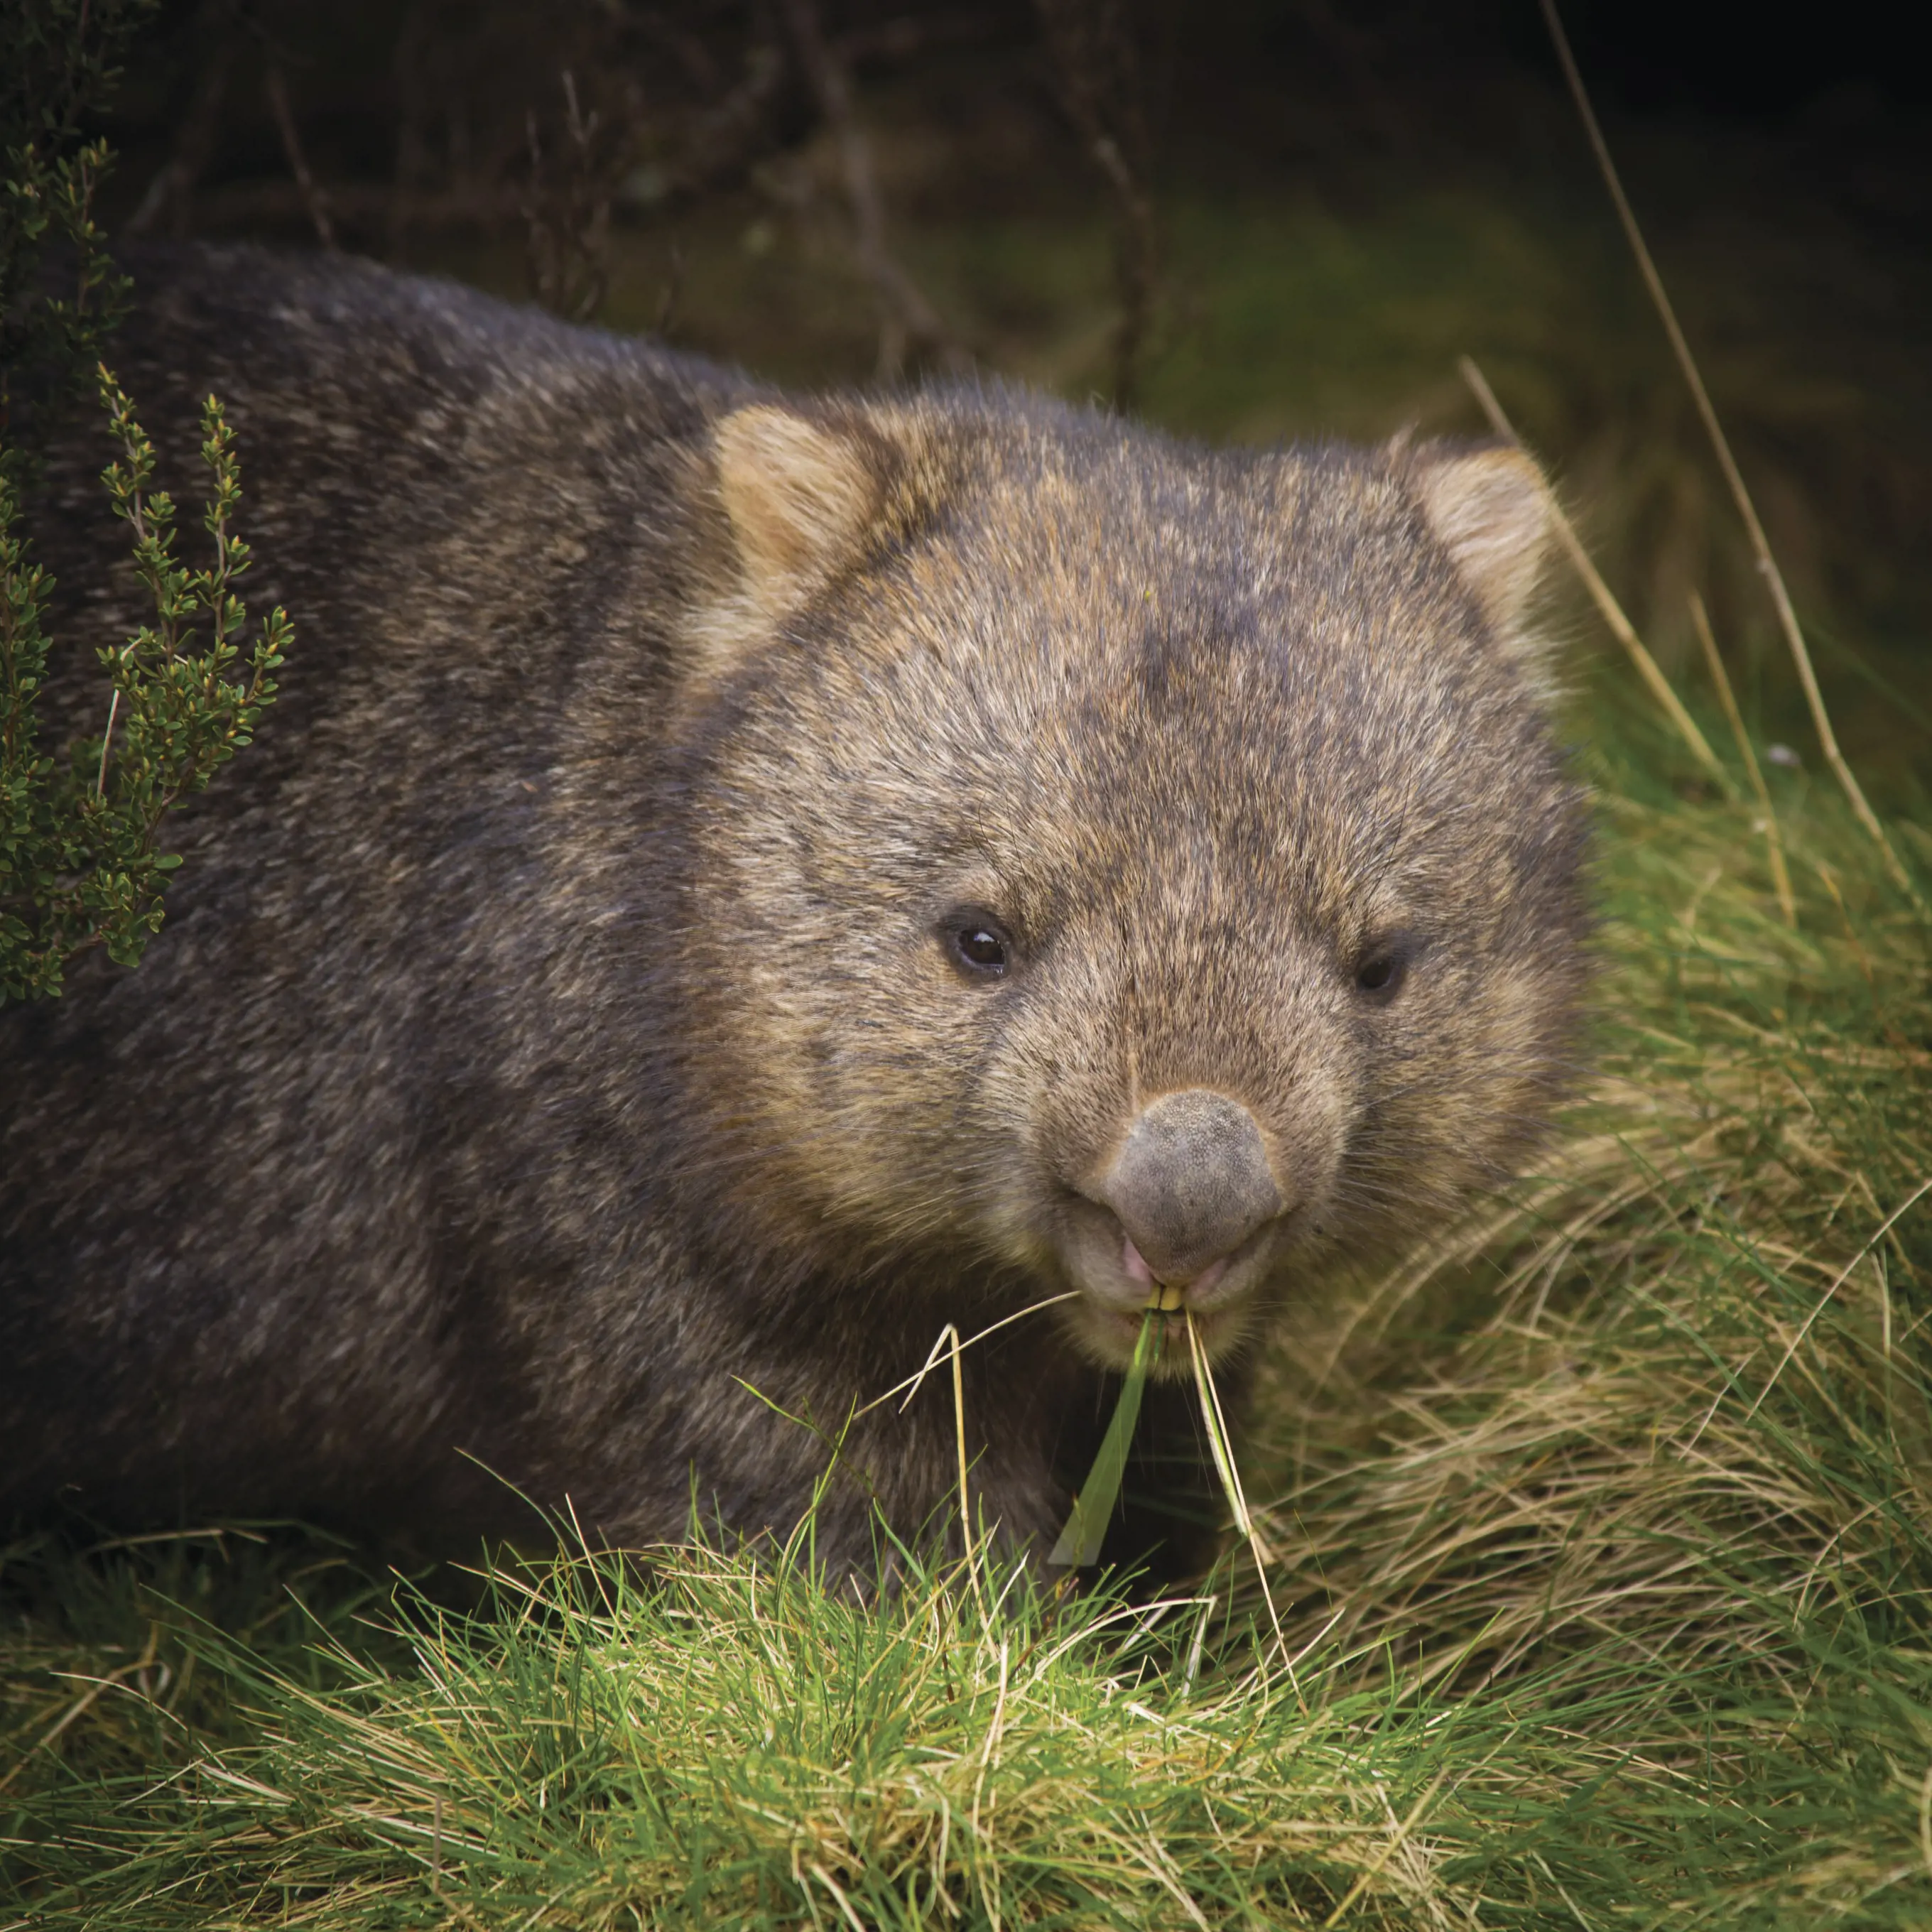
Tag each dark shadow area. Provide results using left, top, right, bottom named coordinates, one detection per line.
left=61, top=0, right=1931, bottom=797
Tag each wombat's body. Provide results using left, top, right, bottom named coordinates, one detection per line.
left=1, top=248, right=1588, bottom=1567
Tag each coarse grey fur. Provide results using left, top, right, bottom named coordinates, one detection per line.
left=1, top=246, right=1590, bottom=1570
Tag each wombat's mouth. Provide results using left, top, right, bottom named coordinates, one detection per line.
left=1039, top=1085, right=1300, bottom=1369
left=1051, top=1198, right=1281, bottom=1373
left=1090, top=1298, right=1247, bottom=1372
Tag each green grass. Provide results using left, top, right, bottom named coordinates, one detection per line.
left=4, top=673, right=1929, bottom=1927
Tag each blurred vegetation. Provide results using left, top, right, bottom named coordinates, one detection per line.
left=68, top=0, right=1932, bottom=801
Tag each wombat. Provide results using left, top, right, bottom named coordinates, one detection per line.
left=0, top=246, right=1589, bottom=1571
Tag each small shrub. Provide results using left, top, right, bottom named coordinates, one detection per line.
left=0, top=0, right=290, bottom=1003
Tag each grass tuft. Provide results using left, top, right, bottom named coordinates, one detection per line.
left=8, top=1529, right=1617, bottom=1928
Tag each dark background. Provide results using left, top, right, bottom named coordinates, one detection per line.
left=71, top=0, right=1932, bottom=793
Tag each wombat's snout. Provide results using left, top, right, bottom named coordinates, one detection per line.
left=1090, top=1089, right=1284, bottom=1285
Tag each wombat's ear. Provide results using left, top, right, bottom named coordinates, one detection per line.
left=1409, top=445, right=1552, bottom=637
left=712, top=405, right=897, bottom=614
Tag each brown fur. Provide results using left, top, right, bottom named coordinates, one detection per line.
left=0, top=246, right=1590, bottom=1570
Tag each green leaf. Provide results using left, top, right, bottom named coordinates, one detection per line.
left=1049, top=1308, right=1161, bottom=1567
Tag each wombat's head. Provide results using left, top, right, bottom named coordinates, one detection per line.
left=674, top=396, right=1588, bottom=1373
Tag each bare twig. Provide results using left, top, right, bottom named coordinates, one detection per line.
left=778, top=0, right=967, bottom=380
left=663, top=18, right=987, bottom=215
left=386, top=0, right=434, bottom=263
left=674, top=40, right=788, bottom=197
left=1539, top=0, right=1919, bottom=906
left=1690, top=591, right=1796, bottom=926
left=521, top=71, right=620, bottom=323
left=264, top=65, right=336, bottom=248
left=93, top=686, right=119, bottom=797
left=1035, top=0, right=1160, bottom=407
left=1459, top=356, right=1730, bottom=790
left=125, top=0, right=238, bottom=238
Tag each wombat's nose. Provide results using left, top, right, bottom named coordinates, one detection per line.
left=1092, top=1089, right=1283, bottom=1283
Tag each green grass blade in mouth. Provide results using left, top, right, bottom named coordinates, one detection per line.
left=1049, top=1308, right=1161, bottom=1567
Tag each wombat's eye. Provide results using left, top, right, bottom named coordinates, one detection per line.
left=943, top=909, right=1014, bottom=980
left=1355, top=948, right=1406, bottom=1000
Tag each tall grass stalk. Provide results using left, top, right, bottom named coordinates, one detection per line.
left=1460, top=353, right=1730, bottom=792
left=1538, top=0, right=1919, bottom=905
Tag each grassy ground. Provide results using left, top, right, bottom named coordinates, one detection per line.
left=4, top=669, right=1929, bottom=1926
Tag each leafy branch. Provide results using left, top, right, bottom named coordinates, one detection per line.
left=1, top=0, right=290, bottom=1004
left=1, top=379, right=291, bottom=1002
left=0, top=135, right=131, bottom=484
